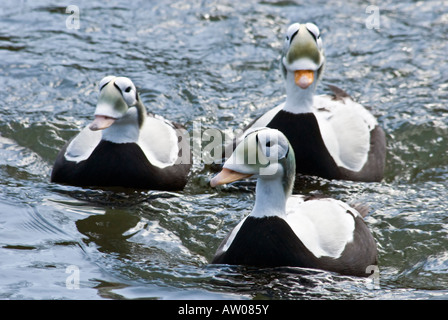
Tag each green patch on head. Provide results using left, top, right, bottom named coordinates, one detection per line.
left=95, top=81, right=129, bottom=118
left=286, top=26, right=322, bottom=67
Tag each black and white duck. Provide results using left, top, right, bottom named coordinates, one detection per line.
left=51, top=76, right=191, bottom=190
left=219, top=22, right=386, bottom=182
left=210, top=128, right=378, bottom=277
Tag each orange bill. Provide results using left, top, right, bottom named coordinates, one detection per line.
left=294, top=70, right=314, bottom=89
left=89, top=115, right=116, bottom=131
left=210, top=168, right=253, bottom=187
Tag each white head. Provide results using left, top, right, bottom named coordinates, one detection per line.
left=210, top=128, right=295, bottom=196
left=90, top=76, right=144, bottom=131
left=281, top=23, right=325, bottom=113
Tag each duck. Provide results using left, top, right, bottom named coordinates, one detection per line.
left=218, top=22, right=386, bottom=182
left=210, top=128, right=378, bottom=277
left=51, top=76, right=192, bottom=191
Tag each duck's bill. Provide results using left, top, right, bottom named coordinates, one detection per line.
left=210, top=168, right=253, bottom=187
left=294, top=70, right=314, bottom=89
left=89, top=115, right=116, bottom=131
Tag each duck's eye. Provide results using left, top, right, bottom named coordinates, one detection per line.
left=114, top=77, right=137, bottom=105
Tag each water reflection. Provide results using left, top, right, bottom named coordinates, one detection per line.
left=76, top=208, right=140, bottom=256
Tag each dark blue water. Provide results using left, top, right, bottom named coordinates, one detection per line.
left=1, top=0, right=448, bottom=299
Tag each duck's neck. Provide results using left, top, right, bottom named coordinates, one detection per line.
left=283, top=71, right=316, bottom=114
left=251, top=176, right=288, bottom=218
left=102, top=104, right=146, bottom=144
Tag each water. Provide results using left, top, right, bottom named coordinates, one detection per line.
left=0, top=0, right=447, bottom=300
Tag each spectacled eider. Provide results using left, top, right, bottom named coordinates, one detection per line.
left=210, top=128, right=378, bottom=277
left=51, top=76, right=192, bottom=190
left=218, top=23, right=386, bottom=182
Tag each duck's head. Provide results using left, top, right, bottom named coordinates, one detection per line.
left=210, top=128, right=296, bottom=196
left=281, top=22, right=325, bottom=90
left=90, top=76, right=144, bottom=131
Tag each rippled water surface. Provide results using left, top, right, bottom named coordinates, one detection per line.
left=1, top=0, right=448, bottom=300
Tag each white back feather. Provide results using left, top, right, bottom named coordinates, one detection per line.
left=285, top=195, right=357, bottom=258
left=64, top=126, right=102, bottom=163
left=314, top=95, right=376, bottom=172
left=137, top=115, right=179, bottom=168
